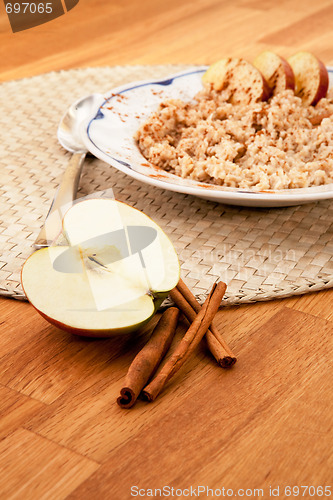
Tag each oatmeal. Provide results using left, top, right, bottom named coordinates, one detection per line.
left=135, top=86, right=333, bottom=190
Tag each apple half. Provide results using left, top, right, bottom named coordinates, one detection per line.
left=21, top=199, right=180, bottom=337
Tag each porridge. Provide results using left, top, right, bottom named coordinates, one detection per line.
left=135, top=85, right=333, bottom=191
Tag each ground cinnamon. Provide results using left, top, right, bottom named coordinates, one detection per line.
left=141, top=281, right=226, bottom=402
left=117, top=307, right=179, bottom=409
left=173, top=279, right=236, bottom=367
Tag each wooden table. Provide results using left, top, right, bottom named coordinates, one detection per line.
left=0, top=1, right=332, bottom=498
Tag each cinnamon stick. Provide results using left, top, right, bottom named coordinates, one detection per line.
left=117, top=307, right=179, bottom=409
left=141, top=281, right=226, bottom=402
left=174, top=278, right=236, bottom=368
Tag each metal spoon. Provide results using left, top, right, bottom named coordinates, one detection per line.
left=34, top=93, right=103, bottom=249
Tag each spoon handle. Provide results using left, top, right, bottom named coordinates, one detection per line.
left=34, top=152, right=86, bottom=248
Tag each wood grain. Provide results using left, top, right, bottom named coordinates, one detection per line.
left=68, top=308, right=333, bottom=499
left=259, top=3, right=333, bottom=47
left=0, top=0, right=333, bottom=497
left=1, top=0, right=333, bottom=82
left=0, top=385, right=45, bottom=440
left=0, top=428, right=99, bottom=499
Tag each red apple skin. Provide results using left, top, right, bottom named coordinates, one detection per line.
left=253, top=51, right=295, bottom=95
left=288, top=52, right=329, bottom=105
left=26, top=301, right=157, bottom=338
left=21, top=198, right=180, bottom=338
left=45, top=310, right=154, bottom=337
left=261, top=74, right=271, bottom=101
left=21, top=268, right=164, bottom=338
left=280, top=56, right=295, bottom=91
left=311, top=59, right=329, bottom=105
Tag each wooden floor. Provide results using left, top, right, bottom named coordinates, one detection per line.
left=0, top=0, right=333, bottom=498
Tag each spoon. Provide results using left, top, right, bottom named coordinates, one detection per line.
left=34, top=93, right=103, bottom=249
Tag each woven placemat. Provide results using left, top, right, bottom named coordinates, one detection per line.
left=1, top=65, right=333, bottom=305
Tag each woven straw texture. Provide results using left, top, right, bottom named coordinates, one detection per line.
left=1, top=65, right=333, bottom=305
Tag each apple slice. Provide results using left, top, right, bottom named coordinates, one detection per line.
left=202, top=57, right=270, bottom=104
left=21, top=199, right=180, bottom=337
left=253, top=51, right=295, bottom=95
left=287, top=51, right=329, bottom=105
